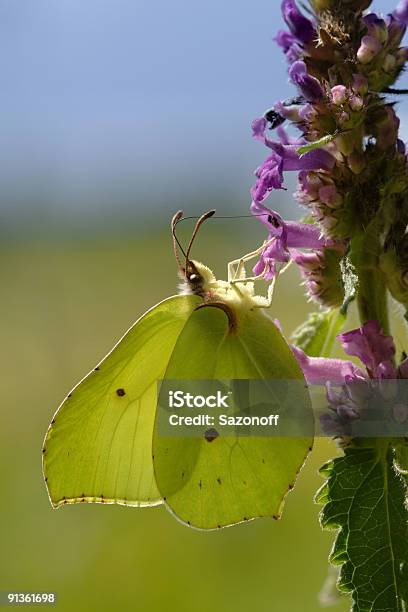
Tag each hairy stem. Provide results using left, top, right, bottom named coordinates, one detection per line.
left=357, top=266, right=390, bottom=335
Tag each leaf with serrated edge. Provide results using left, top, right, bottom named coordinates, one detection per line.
left=316, top=444, right=408, bottom=611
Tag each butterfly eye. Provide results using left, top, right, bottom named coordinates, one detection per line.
left=189, top=274, right=198, bottom=281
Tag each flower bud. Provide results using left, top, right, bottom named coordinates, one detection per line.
left=349, top=95, right=364, bottom=111
left=357, top=35, right=381, bottom=64
left=295, top=171, right=323, bottom=204
left=352, top=74, right=369, bottom=94
left=282, top=0, right=316, bottom=44
left=298, top=104, right=318, bottom=122
left=394, top=0, right=408, bottom=26
left=338, top=111, right=350, bottom=125
left=319, top=184, right=342, bottom=207
left=289, top=61, right=324, bottom=102
left=364, top=14, right=388, bottom=44
left=331, top=85, right=348, bottom=106
left=396, top=47, right=408, bottom=65
left=294, top=247, right=345, bottom=307
left=375, top=106, right=400, bottom=150
left=383, top=54, right=397, bottom=73
left=387, top=15, right=406, bottom=46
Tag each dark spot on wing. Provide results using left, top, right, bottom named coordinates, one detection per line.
left=42, top=448, right=46, bottom=454
left=217, top=477, right=222, bottom=485
left=198, top=480, right=202, bottom=489
left=67, top=393, right=72, bottom=398
left=181, top=471, right=185, bottom=479
left=116, top=388, right=126, bottom=397
left=204, top=428, right=219, bottom=442
left=94, top=367, right=100, bottom=371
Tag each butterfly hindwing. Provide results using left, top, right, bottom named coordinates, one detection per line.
left=43, top=294, right=200, bottom=508
left=153, top=305, right=313, bottom=529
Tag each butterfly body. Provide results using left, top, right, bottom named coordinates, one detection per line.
left=180, top=259, right=271, bottom=324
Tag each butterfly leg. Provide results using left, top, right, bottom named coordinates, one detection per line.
left=228, top=239, right=275, bottom=282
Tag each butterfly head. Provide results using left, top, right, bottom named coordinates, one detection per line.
left=172, top=210, right=217, bottom=298
left=180, top=259, right=216, bottom=297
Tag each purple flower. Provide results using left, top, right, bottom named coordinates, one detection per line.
left=251, top=124, right=335, bottom=207
left=251, top=152, right=285, bottom=202
left=281, top=0, right=316, bottom=44
left=331, top=85, right=348, bottom=106
left=267, top=141, right=335, bottom=170
left=394, top=0, right=408, bottom=25
left=252, top=117, right=268, bottom=142
left=375, top=106, right=400, bottom=151
left=292, top=346, right=365, bottom=385
left=289, top=61, right=324, bottom=102
left=352, top=73, right=369, bottom=95
left=275, top=31, right=302, bottom=64
left=357, top=35, right=382, bottom=64
left=251, top=142, right=335, bottom=205
left=363, top=14, right=388, bottom=42
left=338, top=320, right=396, bottom=379
left=387, top=14, right=406, bottom=46
left=250, top=203, right=334, bottom=279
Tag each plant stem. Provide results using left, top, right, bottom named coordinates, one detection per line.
left=357, top=266, right=390, bottom=334
left=353, top=218, right=390, bottom=334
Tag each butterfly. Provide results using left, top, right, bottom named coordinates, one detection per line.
left=43, top=210, right=313, bottom=530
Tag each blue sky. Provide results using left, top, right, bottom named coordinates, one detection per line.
left=0, top=0, right=406, bottom=224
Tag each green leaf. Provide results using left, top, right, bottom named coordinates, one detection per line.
left=297, top=132, right=338, bottom=155
left=291, top=309, right=345, bottom=358
left=43, top=294, right=200, bottom=508
left=316, top=445, right=408, bottom=611
left=153, top=305, right=313, bottom=529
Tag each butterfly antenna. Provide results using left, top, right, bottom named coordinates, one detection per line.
left=185, top=209, right=216, bottom=263
left=171, top=210, right=187, bottom=270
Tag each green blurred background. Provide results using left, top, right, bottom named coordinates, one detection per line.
left=1, top=0, right=403, bottom=610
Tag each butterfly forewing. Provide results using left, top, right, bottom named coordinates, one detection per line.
left=43, top=295, right=200, bottom=508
